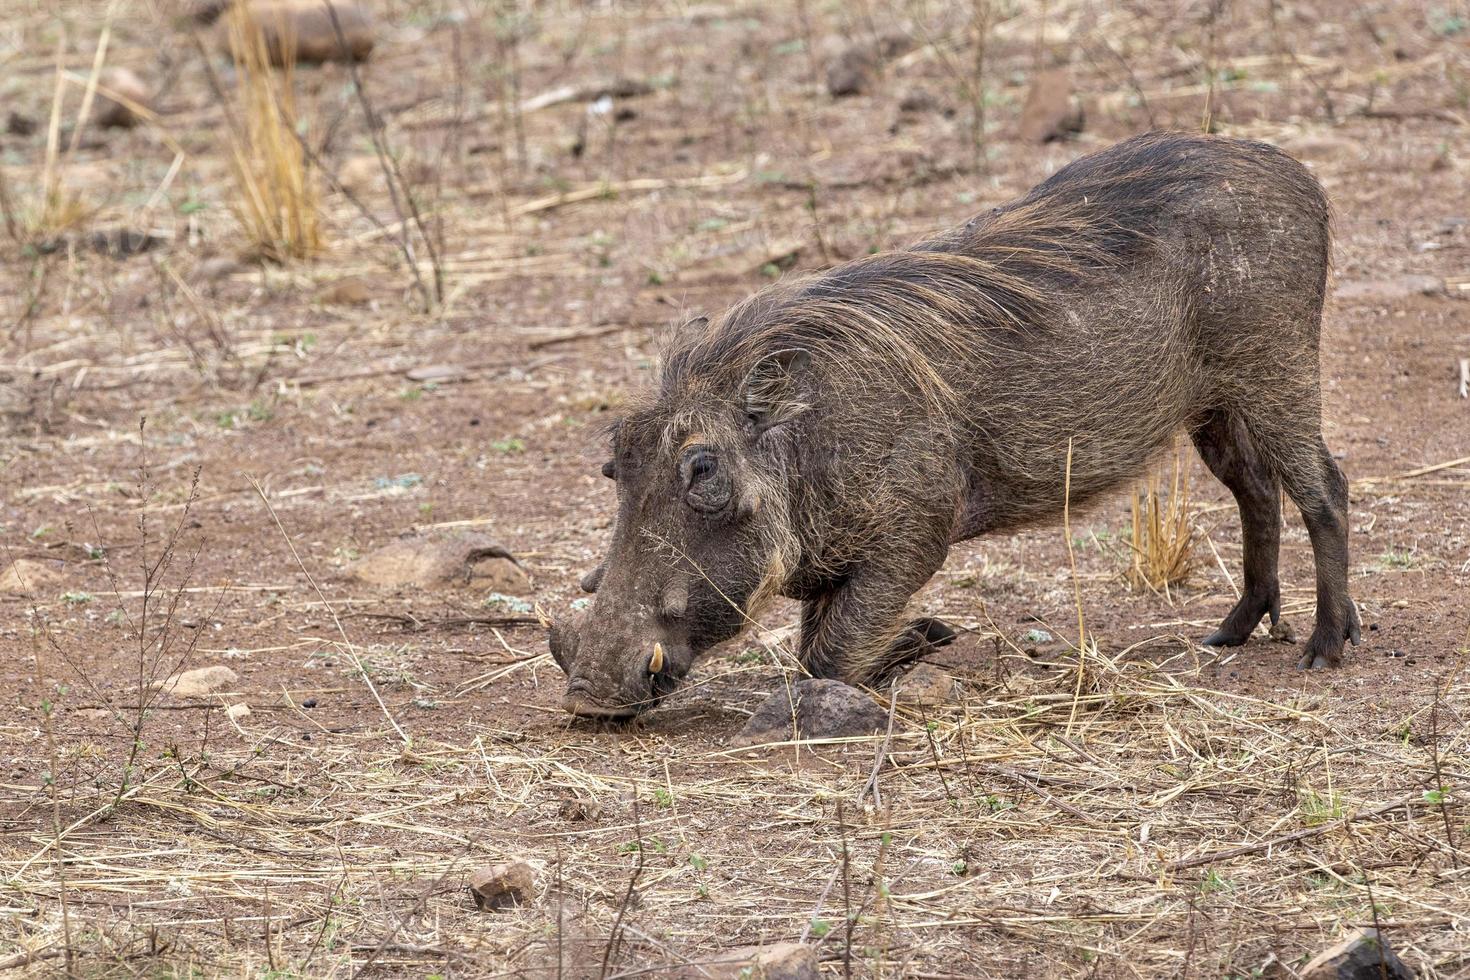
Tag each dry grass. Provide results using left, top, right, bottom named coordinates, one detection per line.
left=1128, top=444, right=1199, bottom=598
left=221, top=3, right=322, bottom=262
left=2, top=634, right=1466, bottom=976
left=13, top=36, right=96, bottom=245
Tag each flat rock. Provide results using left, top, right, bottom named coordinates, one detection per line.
left=1301, top=929, right=1413, bottom=980
left=336, top=153, right=436, bottom=197
left=468, top=860, right=535, bottom=911
left=733, top=679, right=889, bottom=748
left=164, top=665, right=240, bottom=698
left=892, top=662, right=960, bottom=706
left=0, top=559, right=65, bottom=596
left=1018, top=69, right=1084, bottom=143
left=1334, top=275, right=1442, bottom=303
left=220, top=0, right=375, bottom=66
left=196, top=255, right=242, bottom=281
left=315, top=276, right=372, bottom=306
left=405, top=364, right=467, bottom=384
left=692, top=942, right=819, bottom=979
left=348, top=533, right=530, bottom=594
left=1281, top=132, right=1361, bottom=162
left=96, top=67, right=149, bottom=128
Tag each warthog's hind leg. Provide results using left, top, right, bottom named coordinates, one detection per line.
left=1190, top=409, right=1283, bottom=648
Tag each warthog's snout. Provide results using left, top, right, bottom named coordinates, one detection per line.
left=548, top=614, right=690, bottom=719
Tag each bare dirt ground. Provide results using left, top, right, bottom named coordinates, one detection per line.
left=2, top=1, right=1469, bottom=977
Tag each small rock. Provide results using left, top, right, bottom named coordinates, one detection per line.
left=315, top=276, right=372, bottom=306
left=898, top=87, right=941, bottom=114
left=221, top=0, right=375, bottom=66
left=1018, top=69, right=1084, bottom=143
left=557, top=797, right=604, bottom=822
left=1020, top=627, right=1054, bottom=646
left=826, top=44, right=878, bottom=97
left=699, top=942, right=819, bottom=980
left=1281, top=132, right=1360, bottom=162
left=1300, top=929, right=1413, bottom=980
left=196, top=255, right=242, bottom=281
left=87, top=228, right=167, bottom=257
left=164, top=665, right=240, bottom=698
left=0, top=559, right=64, bottom=596
left=1334, top=275, right=1443, bottom=303
left=336, top=153, right=435, bottom=197
left=6, top=110, right=37, bottom=136
left=225, top=703, right=252, bottom=720
left=893, top=662, right=959, bottom=705
left=96, top=67, right=149, bottom=129
left=348, top=533, right=530, bottom=594
left=733, top=679, right=889, bottom=748
left=468, top=860, right=535, bottom=911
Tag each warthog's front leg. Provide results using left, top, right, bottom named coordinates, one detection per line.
left=796, top=545, right=952, bottom=687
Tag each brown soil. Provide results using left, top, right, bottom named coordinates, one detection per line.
left=2, top=1, right=1467, bottom=977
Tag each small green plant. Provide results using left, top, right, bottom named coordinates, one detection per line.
left=653, top=787, right=673, bottom=808
left=62, top=592, right=93, bottom=605
left=1300, top=788, right=1344, bottom=826
left=491, top=437, right=525, bottom=455
left=808, top=917, right=832, bottom=938
left=1199, top=869, right=1232, bottom=894
left=484, top=592, right=532, bottom=614
left=1375, top=549, right=1419, bottom=570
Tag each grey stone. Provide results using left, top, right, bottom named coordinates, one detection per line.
left=733, top=679, right=889, bottom=747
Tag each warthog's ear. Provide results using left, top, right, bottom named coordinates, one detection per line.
left=744, top=348, right=811, bottom=434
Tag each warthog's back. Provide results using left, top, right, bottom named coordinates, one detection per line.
left=667, top=132, right=1331, bottom=532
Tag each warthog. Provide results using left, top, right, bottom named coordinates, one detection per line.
left=549, top=131, right=1358, bottom=719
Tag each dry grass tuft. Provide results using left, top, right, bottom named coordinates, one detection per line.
left=222, top=3, right=322, bottom=262
left=10, top=37, right=95, bottom=246
left=1128, top=442, right=1198, bottom=597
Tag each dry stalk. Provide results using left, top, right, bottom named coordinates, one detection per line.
left=1127, top=442, right=1198, bottom=598
left=27, top=31, right=93, bottom=243
left=601, top=795, right=645, bottom=978
left=222, top=3, right=322, bottom=261
left=29, top=611, right=74, bottom=977
left=322, top=0, right=445, bottom=309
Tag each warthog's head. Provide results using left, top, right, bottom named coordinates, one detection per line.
left=548, top=332, right=811, bottom=719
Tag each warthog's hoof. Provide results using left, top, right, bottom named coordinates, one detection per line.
left=1296, top=601, right=1361, bottom=670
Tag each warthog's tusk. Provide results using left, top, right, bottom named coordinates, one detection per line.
left=649, top=642, right=664, bottom=674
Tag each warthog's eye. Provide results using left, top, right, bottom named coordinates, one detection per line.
left=681, top=447, right=731, bottom=513
left=688, top=451, right=717, bottom=482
